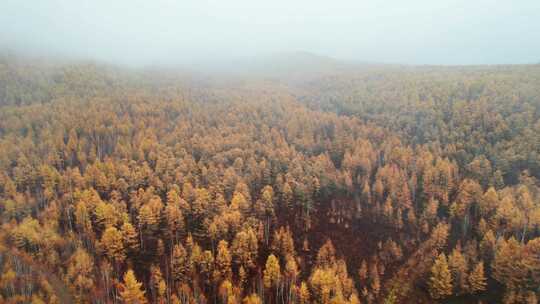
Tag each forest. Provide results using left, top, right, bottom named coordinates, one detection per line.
left=0, top=55, right=539, bottom=304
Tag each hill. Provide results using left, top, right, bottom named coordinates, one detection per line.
left=0, top=56, right=539, bottom=303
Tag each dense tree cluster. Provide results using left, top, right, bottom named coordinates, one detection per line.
left=0, top=57, right=539, bottom=303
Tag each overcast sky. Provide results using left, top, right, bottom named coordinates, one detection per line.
left=1, top=0, right=539, bottom=66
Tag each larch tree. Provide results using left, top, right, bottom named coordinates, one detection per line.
left=492, top=237, right=525, bottom=290
left=271, top=226, right=296, bottom=262
left=264, top=254, right=282, bottom=290
left=163, top=202, right=184, bottom=245
left=298, top=281, right=310, bottom=304
left=66, top=247, right=95, bottom=302
left=448, top=245, right=468, bottom=294
left=316, top=239, right=337, bottom=268
left=283, top=255, right=299, bottom=302
left=428, top=253, right=453, bottom=300
left=215, top=240, right=232, bottom=282
left=119, top=269, right=147, bottom=304
left=257, top=185, right=275, bottom=245
left=358, top=260, right=368, bottom=285
left=243, top=293, right=262, bottom=304
left=466, top=261, right=487, bottom=294
left=232, top=227, right=259, bottom=272
left=264, top=254, right=283, bottom=303
left=100, top=226, right=126, bottom=266
left=171, top=243, right=188, bottom=287
left=121, top=221, right=140, bottom=256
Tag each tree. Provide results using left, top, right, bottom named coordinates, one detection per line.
left=448, top=245, right=468, bottom=294
left=396, top=182, right=412, bottom=210
left=424, top=197, right=439, bottom=223
left=309, top=267, right=336, bottom=304
left=370, top=264, right=381, bottom=296
left=492, top=237, right=525, bottom=290
left=298, top=281, right=310, bottom=304
left=192, top=188, right=211, bottom=220
left=517, top=187, right=537, bottom=243
left=316, top=239, right=336, bottom=268
left=428, top=253, right=453, bottom=299
left=163, top=202, right=184, bottom=244
left=121, top=222, right=140, bottom=255
left=374, top=178, right=384, bottom=202
left=284, top=255, right=299, bottom=302
left=480, top=230, right=496, bottom=264
left=271, top=226, right=296, bottom=261
left=282, top=182, right=293, bottom=210
left=66, top=247, right=94, bottom=302
left=358, top=260, right=368, bottom=284
left=100, top=226, right=126, bottom=265
left=94, top=201, right=116, bottom=231
left=264, top=254, right=281, bottom=289
left=430, top=223, right=449, bottom=249
left=525, top=292, right=538, bottom=304
left=157, top=280, right=167, bottom=304
left=257, top=185, right=275, bottom=244
left=450, top=179, right=482, bottom=236
left=200, top=250, right=215, bottom=287
left=74, top=200, right=93, bottom=235
left=171, top=243, right=188, bottom=286
left=383, top=289, right=398, bottom=304
left=215, top=240, right=232, bottom=282
left=479, top=187, right=498, bottom=216
left=243, top=294, right=262, bottom=304
left=524, top=238, right=540, bottom=287
left=231, top=191, right=250, bottom=215
left=232, top=228, right=259, bottom=271
left=138, top=196, right=163, bottom=237
left=149, top=264, right=164, bottom=303
left=119, top=270, right=147, bottom=304
left=466, top=261, right=487, bottom=294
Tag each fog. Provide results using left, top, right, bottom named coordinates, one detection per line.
left=1, top=0, right=539, bottom=67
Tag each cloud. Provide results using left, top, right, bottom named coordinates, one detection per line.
left=1, top=0, right=539, bottom=66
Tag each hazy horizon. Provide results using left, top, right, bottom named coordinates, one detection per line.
left=1, top=0, right=540, bottom=67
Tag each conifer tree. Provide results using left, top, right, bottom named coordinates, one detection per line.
left=121, top=222, right=139, bottom=255
left=298, top=281, right=310, bottom=304
left=264, top=254, right=281, bottom=289
left=232, top=228, right=259, bottom=271
left=243, top=293, right=262, bottom=304
left=466, top=261, right=487, bottom=294
left=215, top=240, right=232, bottom=282
left=428, top=253, right=453, bottom=299
left=171, top=243, right=188, bottom=286
left=119, top=270, right=147, bottom=304
left=101, top=226, right=126, bottom=265
left=448, top=245, right=468, bottom=294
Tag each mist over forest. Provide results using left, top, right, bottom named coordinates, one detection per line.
left=2, top=0, right=540, bottom=66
